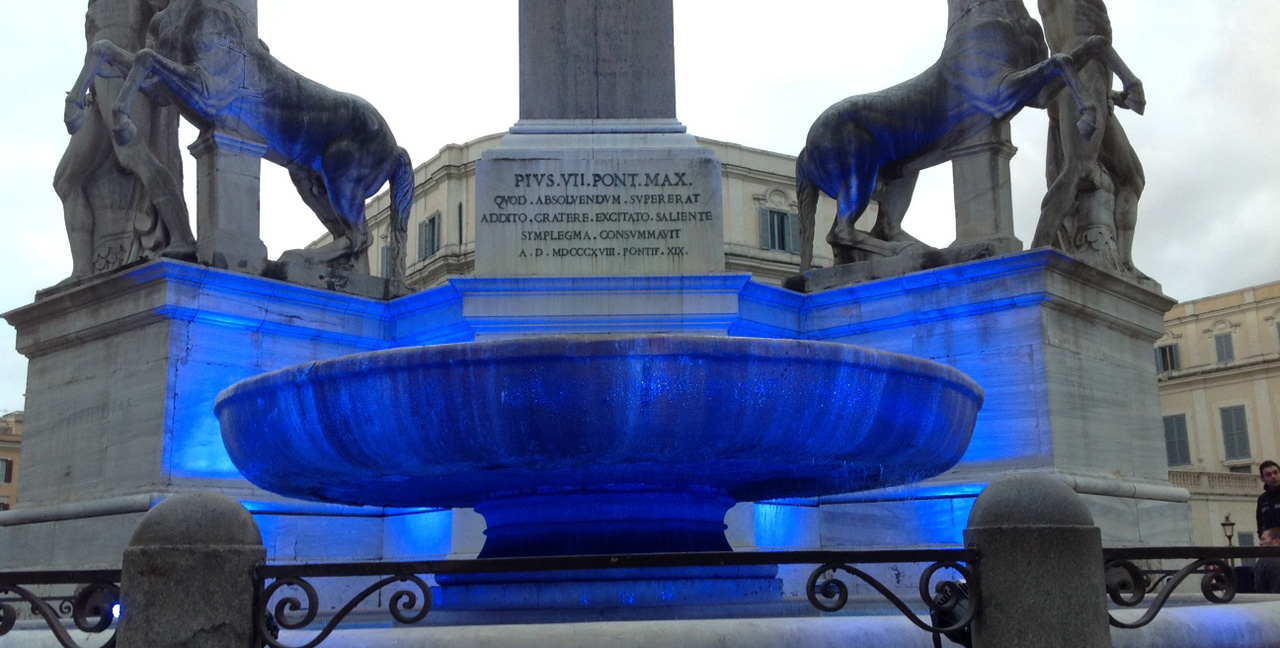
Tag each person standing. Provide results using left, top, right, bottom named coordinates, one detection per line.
left=1252, top=527, right=1280, bottom=594
left=1257, top=461, right=1280, bottom=535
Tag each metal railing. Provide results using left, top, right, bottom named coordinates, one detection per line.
left=2, top=546, right=1275, bottom=648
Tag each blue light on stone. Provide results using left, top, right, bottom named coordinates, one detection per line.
left=216, top=335, right=983, bottom=560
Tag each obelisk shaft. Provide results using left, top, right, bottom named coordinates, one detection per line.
left=519, top=0, right=676, bottom=120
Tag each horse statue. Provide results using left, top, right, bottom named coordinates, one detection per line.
left=64, top=0, right=413, bottom=283
left=795, top=0, right=1144, bottom=271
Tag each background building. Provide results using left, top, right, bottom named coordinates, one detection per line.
left=335, top=134, right=841, bottom=289
left=0, top=410, right=22, bottom=511
left=1157, top=280, right=1280, bottom=547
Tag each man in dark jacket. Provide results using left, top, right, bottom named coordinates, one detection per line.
left=1257, top=461, right=1280, bottom=535
left=1253, top=527, right=1280, bottom=594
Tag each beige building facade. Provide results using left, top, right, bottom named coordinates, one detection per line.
left=0, top=410, right=21, bottom=511
left=1157, top=280, right=1280, bottom=547
left=354, top=134, right=839, bottom=289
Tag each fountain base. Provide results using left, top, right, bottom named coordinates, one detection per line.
left=436, top=486, right=780, bottom=609
left=473, top=486, right=735, bottom=558
left=435, top=564, right=781, bottom=610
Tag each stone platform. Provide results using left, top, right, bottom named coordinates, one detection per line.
left=2, top=250, right=1187, bottom=586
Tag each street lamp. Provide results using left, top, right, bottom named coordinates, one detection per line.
left=1222, top=514, right=1237, bottom=568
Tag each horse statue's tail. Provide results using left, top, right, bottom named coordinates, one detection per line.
left=387, top=146, right=413, bottom=289
left=796, top=148, right=818, bottom=272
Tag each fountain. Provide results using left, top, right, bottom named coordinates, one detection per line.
left=216, top=334, right=982, bottom=608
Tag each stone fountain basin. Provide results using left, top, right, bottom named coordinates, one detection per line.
left=216, top=335, right=982, bottom=511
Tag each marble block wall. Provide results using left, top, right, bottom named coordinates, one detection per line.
left=0, top=263, right=414, bottom=569
left=1, top=250, right=1189, bottom=574
left=803, top=250, right=1190, bottom=547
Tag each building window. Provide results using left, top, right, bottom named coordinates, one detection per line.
left=1215, top=333, right=1235, bottom=363
left=1162, top=415, right=1190, bottom=466
left=759, top=208, right=800, bottom=254
left=0, top=458, right=11, bottom=483
left=1154, top=344, right=1180, bottom=373
left=380, top=244, right=394, bottom=279
left=419, top=212, right=440, bottom=261
left=1221, top=405, right=1250, bottom=460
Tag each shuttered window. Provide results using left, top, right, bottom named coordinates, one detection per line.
left=759, top=209, right=800, bottom=254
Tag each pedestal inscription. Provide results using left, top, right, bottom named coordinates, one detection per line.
left=476, top=156, right=724, bottom=276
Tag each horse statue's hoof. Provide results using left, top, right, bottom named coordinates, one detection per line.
left=1076, top=105, right=1098, bottom=140
left=160, top=242, right=197, bottom=262
left=65, top=102, right=85, bottom=135
left=1124, top=85, right=1146, bottom=115
left=277, top=249, right=313, bottom=265
left=112, top=116, right=138, bottom=146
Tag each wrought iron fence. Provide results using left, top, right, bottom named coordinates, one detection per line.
left=0, top=569, right=120, bottom=648
left=1, top=546, right=1274, bottom=648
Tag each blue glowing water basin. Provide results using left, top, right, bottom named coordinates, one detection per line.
left=216, top=335, right=982, bottom=511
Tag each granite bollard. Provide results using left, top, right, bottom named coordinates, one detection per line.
left=966, top=473, right=1110, bottom=648
left=117, top=491, right=265, bottom=648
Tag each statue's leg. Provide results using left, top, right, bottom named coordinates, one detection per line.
left=278, top=168, right=353, bottom=266
left=110, top=127, right=195, bottom=257
left=1042, top=101, right=1070, bottom=248
left=65, top=40, right=137, bottom=134
left=1098, top=45, right=1145, bottom=114
left=53, top=108, right=113, bottom=281
left=1099, top=113, right=1146, bottom=275
left=826, top=149, right=879, bottom=263
left=288, top=139, right=375, bottom=268
left=869, top=171, right=927, bottom=247
left=1034, top=62, right=1110, bottom=249
left=111, top=49, right=205, bottom=146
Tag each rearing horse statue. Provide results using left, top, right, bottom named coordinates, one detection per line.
left=64, top=0, right=413, bottom=282
left=796, top=0, right=1143, bottom=271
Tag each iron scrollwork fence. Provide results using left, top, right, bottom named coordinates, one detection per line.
left=0, top=569, right=120, bottom=648
left=1101, top=546, right=1274, bottom=629
left=2, top=546, right=1274, bottom=648
left=806, top=558, right=976, bottom=646
left=255, top=548, right=978, bottom=648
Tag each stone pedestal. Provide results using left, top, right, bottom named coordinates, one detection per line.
left=477, top=0, right=724, bottom=277
left=474, top=123, right=725, bottom=276
left=950, top=122, right=1021, bottom=254
left=807, top=250, right=1190, bottom=548
left=0, top=261, right=396, bottom=571
left=1, top=252, right=1189, bottom=591
left=189, top=130, right=269, bottom=274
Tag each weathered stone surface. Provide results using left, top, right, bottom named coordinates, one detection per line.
left=966, top=474, right=1110, bottom=648
left=1036, top=0, right=1148, bottom=283
left=55, top=0, right=194, bottom=284
left=117, top=492, right=264, bottom=648
left=475, top=136, right=725, bottom=276
left=518, top=0, right=675, bottom=121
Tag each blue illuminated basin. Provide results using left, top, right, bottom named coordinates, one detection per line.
left=216, top=335, right=982, bottom=558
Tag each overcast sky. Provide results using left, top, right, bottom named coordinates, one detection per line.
left=1, top=1, right=1277, bottom=413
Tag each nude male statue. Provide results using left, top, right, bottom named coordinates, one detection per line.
left=1036, top=0, right=1147, bottom=279
left=54, top=0, right=195, bottom=284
